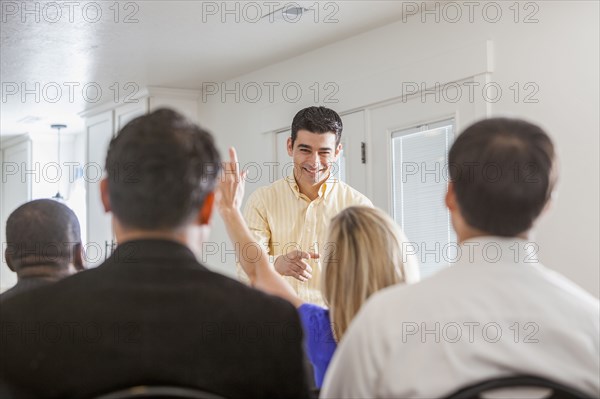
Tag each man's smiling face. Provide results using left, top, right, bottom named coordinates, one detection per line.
left=288, top=129, right=341, bottom=186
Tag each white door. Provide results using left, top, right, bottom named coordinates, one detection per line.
left=339, top=110, right=368, bottom=195
left=0, top=138, right=32, bottom=291
left=114, top=100, right=149, bottom=133
left=369, top=80, right=486, bottom=277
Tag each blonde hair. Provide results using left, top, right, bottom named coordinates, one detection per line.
left=321, top=206, right=417, bottom=341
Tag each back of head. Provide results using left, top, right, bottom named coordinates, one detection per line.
left=105, top=108, right=221, bottom=230
left=6, top=199, right=81, bottom=269
left=322, top=206, right=413, bottom=340
left=291, top=106, right=343, bottom=146
left=448, top=118, right=557, bottom=237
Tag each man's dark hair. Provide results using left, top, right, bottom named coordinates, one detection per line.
left=448, top=117, right=557, bottom=237
left=105, top=108, right=222, bottom=230
left=291, top=106, right=343, bottom=147
left=6, top=199, right=81, bottom=269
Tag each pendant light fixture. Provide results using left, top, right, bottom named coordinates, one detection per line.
left=50, top=123, right=66, bottom=201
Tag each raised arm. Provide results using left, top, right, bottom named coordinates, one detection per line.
left=217, top=147, right=304, bottom=308
left=238, top=190, right=270, bottom=283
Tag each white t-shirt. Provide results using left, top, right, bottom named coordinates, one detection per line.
left=321, top=237, right=600, bottom=399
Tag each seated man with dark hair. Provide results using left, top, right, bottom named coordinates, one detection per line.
left=0, top=109, right=310, bottom=399
left=1, top=199, right=84, bottom=302
left=321, top=117, right=600, bottom=398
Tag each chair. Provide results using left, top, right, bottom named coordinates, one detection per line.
left=92, top=386, right=227, bottom=399
left=445, top=376, right=593, bottom=399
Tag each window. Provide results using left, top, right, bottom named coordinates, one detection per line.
left=391, top=119, right=457, bottom=278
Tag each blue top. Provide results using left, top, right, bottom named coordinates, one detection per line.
left=297, top=303, right=337, bottom=388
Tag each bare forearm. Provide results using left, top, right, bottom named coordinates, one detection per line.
left=220, top=208, right=304, bottom=307
left=220, top=208, right=266, bottom=283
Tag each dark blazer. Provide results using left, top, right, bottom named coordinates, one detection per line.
left=0, top=240, right=311, bottom=399
left=0, top=277, right=54, bottom=303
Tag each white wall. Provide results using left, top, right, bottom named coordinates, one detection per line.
left=29, top=134, right=77, bottom=200
left=0, top=131, right=84, bottom=292
left=198, top=1, right=600, bottom=297
left=0, top=136, right=31, bottom=292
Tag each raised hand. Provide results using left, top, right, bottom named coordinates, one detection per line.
left=217, top=147, right=246, bottom=214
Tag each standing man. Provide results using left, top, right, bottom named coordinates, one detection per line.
left=241, top=106, right=372, bottom=305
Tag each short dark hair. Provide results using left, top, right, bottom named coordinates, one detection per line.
left=105, top=108, right=221, bottom=230
left=291, top=106, right=343, bottom=146
left=6, top=199, right=81, bottom=269
left=448, top=117, right=557, bottom=237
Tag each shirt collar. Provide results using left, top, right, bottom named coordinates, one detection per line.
left=453, top=236, right=540, bottom=267
left=104, top=239, right=204, bottom=268
left=286, top=173, right=338, bottom=201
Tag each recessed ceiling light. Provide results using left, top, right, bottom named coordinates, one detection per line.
left=261, top=3, right=315, bottom=21
left=16, top=115, right=44, bottom=124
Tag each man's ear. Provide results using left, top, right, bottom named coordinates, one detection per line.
left=100, top=178, right=111, bottom=213
left=287, top=137, right=294, bottom=157
left=73, top=243, right=85, bottom=272
left=195, top=192, right=215, bottom=226
left=334, top=143, right=343, bottom=160
left=445, top=182, right=457, bottom=212
left=5, top=249, right=15, bottom=272
left=541, top=191, right=556, bottom=216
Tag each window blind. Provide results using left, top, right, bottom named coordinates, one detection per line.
left=392, top=120, right=456, bottom=278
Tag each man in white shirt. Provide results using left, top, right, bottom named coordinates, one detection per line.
left=321, top=117, right=600, bottom=398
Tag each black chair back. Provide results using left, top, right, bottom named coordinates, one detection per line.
left=445, top=376, right=593, bottom=399
left=92, top=386, right=226, bottom=399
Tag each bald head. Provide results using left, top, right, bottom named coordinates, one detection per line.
left=5, top=199, right=82, bottom=272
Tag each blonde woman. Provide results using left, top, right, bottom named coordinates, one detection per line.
left=218, top=148, right=420, bottom=387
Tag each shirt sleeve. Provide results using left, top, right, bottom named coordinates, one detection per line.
left=238, top=189, right=272, bottom=283
left=359, top=194, right=374, bottom=207
left=297, top=304, right=337, bottom=388
left=349, top=186, right=374, bottom=207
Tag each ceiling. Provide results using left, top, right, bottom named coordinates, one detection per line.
left=0, top=1, right=410, bottom=138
